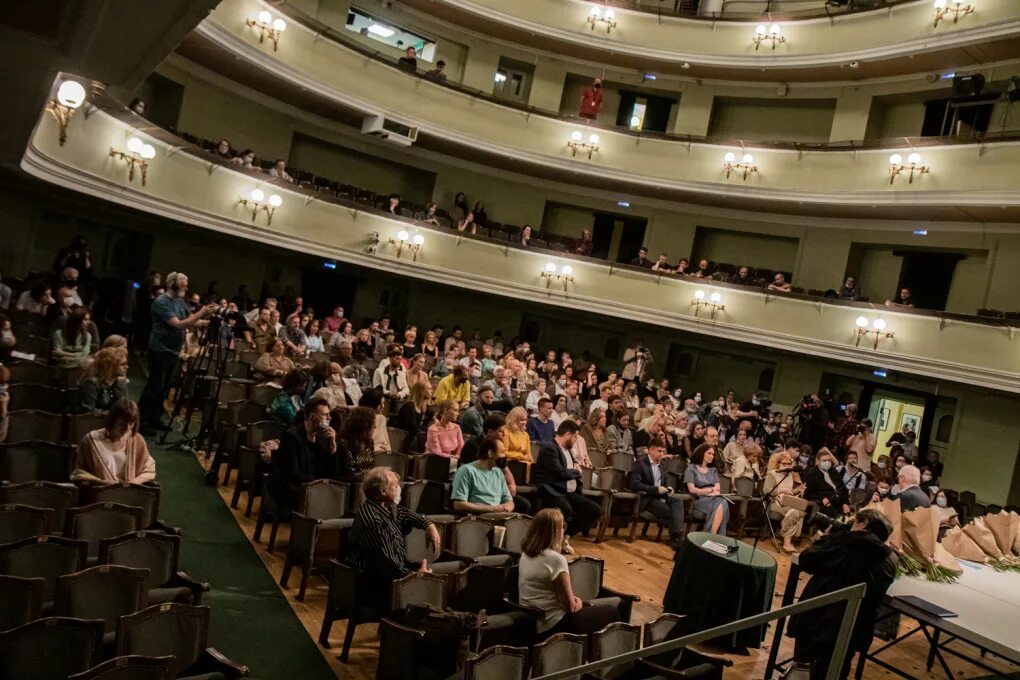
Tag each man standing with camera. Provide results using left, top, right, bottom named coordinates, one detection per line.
left=622, top=340, right=652, bottom=381
left=138, top=271, right=216, bottom=434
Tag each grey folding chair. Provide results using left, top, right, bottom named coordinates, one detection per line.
left=281, top=480, right=352, bottom=601
left=318, top=560, right=382, bottom=663
left=0, top=574, right=46, bottom=631
left=0, top=442, right=75, bottom=483
left=386, top=427, right=408, bottom=455
left=590, top=622, right=641, bottom=678
left=68, top=655, right=174, bottom=680
left=4, top=410, right=65, bottom=444
left=533, top=632, right=587, bottom=679
left=0, top=616, right=104, bottom=680
left=55, top=564, right=149, bottom=642
left=92, top=484, right=167, bottom=531
left=568, top=556, right=639, bottom=623
left=98, top=531, right=208, bottom=605
left=0, top=481, right=79, bottom=533
left=463, top=645, right=528, bottom=680
left=0, top=535, right=88, bottom=605
left=66, top=412, right=107, bottom=446
left=66, top=502, right=144, bottom=560
left=390, top=571, right=448, bottom=610
left=375, top=451, right=410, bottom=479
left=0, top=503, right=53, bottom=544
left=500, top=514, right=533, bottom=556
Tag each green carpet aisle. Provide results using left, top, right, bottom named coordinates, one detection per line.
left=130, top=365, right=335, bottom=679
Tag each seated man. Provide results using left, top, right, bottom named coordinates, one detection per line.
left=892, top=464, right=931, bottom=512
left=629, top=438, right=686, bottom=551
left=434, top=364, right=471, bottom=408
left=348, top=467, right=447, bottom=610
left=452, top=438, right=515, bottom=514
left=372, top=345, right=410, bottom=401
left=460, top=413, right=532, bottom=514
left=461, top=385, right=495, bottom=438
left=531, top=421, right=602, bottom=551
left=767, top=272, right=792, bottom=292
left=267, top=397, right=338, bottom=513
left=527, top=397, right=556, bottom=445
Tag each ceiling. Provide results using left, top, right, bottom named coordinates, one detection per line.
left=175, top=31, right=1020, bottom=223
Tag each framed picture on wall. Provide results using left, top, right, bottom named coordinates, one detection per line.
left=878, top=407, right=890, bottom=432
left=900, top=413, right=920, bottom=434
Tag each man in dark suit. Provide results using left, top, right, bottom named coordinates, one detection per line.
left=629, top=438, right=686, bottom=550
left=531, top=420, right=602, bottom=545
left=892, top=464, right=931, bottom=512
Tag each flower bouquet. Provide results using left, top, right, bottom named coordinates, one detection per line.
left=979, top=511, right=1020, bottom=572
left=901, top=506, right=962, bottom=583
left=940, top=526, right=988, bottom=564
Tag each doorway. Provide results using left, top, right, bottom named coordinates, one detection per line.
left=615, top=90, right=675, bottom=133
left=857, top=382, right=937, bottom=461
left=590, top=211, right=647, bottom=263
left=894, top=250, right=964, bottom=311
left=300, top=263, right=361, bottom=324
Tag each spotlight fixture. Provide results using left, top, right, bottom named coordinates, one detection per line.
left=691, top=289, right=725, bottom=319
left=109, top=136, right=156, bottom=186
left=389, top=229, right=425, bottom=261
left=933, top=0, right=973, bottom=27
left=587, top=6, right=617, bottom=33
left=567, top=131, right=600, bottom=159
left=541, top=262, right=575, bottom=289
left=888, top=152, right=929, bottom=184
left=246, top=10, right=287, bottom=50
left=238, top=188, right=282, bottom=225
left=723, top=152, right=758, bottom=180
left=753, top=23, right=785, bottom=50
left=854, top=316, right=894, bottom=350
left=46, top=80, right=87, bottom=146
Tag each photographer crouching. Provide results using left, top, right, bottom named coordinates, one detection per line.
left=138, top=272, right=217, bottom=434
left=788, top=508, right=898, bottom=679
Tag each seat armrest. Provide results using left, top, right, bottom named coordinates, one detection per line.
left=152, top=519, right=182, bottom=535
left=600, top=586, right=640, bottom=602
left=191, top=647, right=250, bottom=678
left=171, top=570, right=211, bottom=605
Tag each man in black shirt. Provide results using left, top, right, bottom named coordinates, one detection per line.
left=268, top=397, right=338, bottom=513
left=629, top=247, right=653, bottom=268
left=397, top=46, right=418, bottom=72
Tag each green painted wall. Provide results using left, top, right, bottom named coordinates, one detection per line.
left=693, top=226, right=799, bottom=273
left=708, top=97, right=838, bottom=143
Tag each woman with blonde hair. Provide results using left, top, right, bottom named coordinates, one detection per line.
left=501, top=406, right=533, bottom=462
left=78, top=347, right=128, bottom=412
left=405, top=353, right=430, bottom=389
left=73, top=399, right=156, bottom=483
left=731, top=441, right=762, bottom=482
left=426, top=399, right=464, bottom=460
left=763, top=446, right=805, bottom=552
left=519, top=509, right=619, bottom=637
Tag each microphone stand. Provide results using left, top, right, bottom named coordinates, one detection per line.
left=749, top=468, right=797, bottom=561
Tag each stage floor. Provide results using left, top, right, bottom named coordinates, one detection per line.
left=201, top=452, right=1020, bottom=679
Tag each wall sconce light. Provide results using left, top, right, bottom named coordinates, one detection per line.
left=723, top=152, right=757, bottom=180
left=46, top=80, right=87, bottom=146
left=389, top=229, right=425, bottom=261
left=854, top=316, right=895, bottom=349
left=933, top=0, right=973, bottom=27
left=542, top=262, right=575, bottom=289
left=888, top=152, right=929, bottom=184
left=109, top=137, right=156, bottom=186
left=587, top=6, right=617, bottom=33
left=238, top=188, right=282, bottom=225
left=691, top=289, right=725, bottom=319
left=753, top=23, right=785, bottom=50
left=567, top=131, right=600, bottom=159
left=246, top=10, right=287, bottom=50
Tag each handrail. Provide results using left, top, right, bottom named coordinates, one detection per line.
left=597, top=0, right=917, bottom=21
left=533, top=583, right=867, bottom=680
left=266, top=0, right=1020, bottom=152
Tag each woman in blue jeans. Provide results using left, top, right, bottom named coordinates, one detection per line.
left=684, top=443, right=729, bottom=535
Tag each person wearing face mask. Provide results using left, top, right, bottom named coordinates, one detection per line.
left=873, top=454, right=894, bottom=484
left=311, top=361, right=361, bottom=410
left=579, top=77, right=605, bottom=120
left=919, top=465, right=938, bottom=494
left=803, top=448, right=850, bottom=519
left=932, top=490, right=958, bottom=534
left=452, top=437, right=516, bottom=514
left=734, top=392, right=766, bottom=431
left=872, top=480, right=892, bottom=503
left=267, top=396, right=337, bottom=513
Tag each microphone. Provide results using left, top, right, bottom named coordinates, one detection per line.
left=777, top=465, right=805, bottom=474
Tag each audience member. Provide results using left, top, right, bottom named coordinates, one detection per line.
left=304, top=319, right=324, bottom=353
left=892, top=464, right=930, bottom=511
left=16, top=281, right=55, bottom=316
left=629, top=438, right=686, bottom=550
left=51, top=306, right=93, bottom=368
left=452, top=192, right=469, bottom=223
left=426, top=399, right=464, bottom=460
left=311, top=361, right=359, bottom=410
left=72, top=399, right=155, bottom=483
left=574, top=229, right=593, bottom=256
left=452, top=438, right=515, bottom=513
left=630, top=247, right=652, bottom=268
left=268, top=397, right=337, bottom=513
left=397, top=46, right=418, bottom=72
left=684, top=443, right=729, bottom=534
left=804, top=448, right=850, bottom=518
left=731, top=442, right=762, bottom=482
left=78, top=347, right=128, bottom=412
left=434, top=364, right=470, bottom=408
left=255, top=338, right=295, bottom=381
left=768, top=273, right=792, bottom=293
left=269, top=369, right=308, bottom=426
left=764, top=447, right=805, bottom=553
left=461, top=385, right=494, bottom=438
left=886, top=287, right=914, bottom=308
left=373, top=345, right=409, bottom=401
left=527, top=397, right=556, bottom=444
left=692, top=259, right=712, bottom=279
left=531, top=421, right=602, bottom=548
left=335, top=405, right=377, bottom=483
left=129, top=98, right=147, bottom=116
left=423, top=59, right=447, bottom=83
left=53, top=235, right=93, bottom=278
left=472, top=201, right=488, bottom=227
left=606, top=411, right=633, bottom=454
left=214, top=139, right=233, bottom=160
left=231, top=149, right=256, bottom=169
left=578, top=78, right=604, bottom=120
left=839, top=275, right=862, bottom=300
left=269, top=159, right=294, bottom=183
left=651, top=253, right=672, bottom=272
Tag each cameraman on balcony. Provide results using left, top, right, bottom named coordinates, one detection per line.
left=137, top=272, right=217, bottom=434
left=621, top=340, right=651, bottom=381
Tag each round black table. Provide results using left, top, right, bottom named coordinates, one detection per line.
left=663, top=531, right=778, bottom=648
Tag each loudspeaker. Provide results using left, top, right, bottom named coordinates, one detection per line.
left=1007, top=76, right=1020, bottom=104
left=952, top=73, right=985, bottom=97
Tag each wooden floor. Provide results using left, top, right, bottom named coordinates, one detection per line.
left=200, top=454, right=1016, bottom=679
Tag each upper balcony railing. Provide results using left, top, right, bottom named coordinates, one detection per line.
left=602, top=0, right=915, bottom=21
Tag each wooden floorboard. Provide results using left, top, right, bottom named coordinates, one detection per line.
left=199, top=454, right=1016, bottom=679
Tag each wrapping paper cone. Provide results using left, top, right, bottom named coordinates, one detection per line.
left=963, top=517, right=1003, bottom=559
left=901, top=507, right=937, bottom=561
left=984, top=511, right=1019, bottom=557
left=876, top=498, right=902, bottom=552
left=933, top=543, right=963, bottom=575
left=940, top=527, right=988, bottom=563
left=1013, top=512, right=1020, bottom=556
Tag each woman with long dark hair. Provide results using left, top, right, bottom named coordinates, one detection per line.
left=336, top=406, right=377, bottom=482
left=52, top=306, right=93, bottom=368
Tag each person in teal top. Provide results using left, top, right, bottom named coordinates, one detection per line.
left=451, top=439, right=514, bottom=514
left=268, top=368, right=308, bottom=426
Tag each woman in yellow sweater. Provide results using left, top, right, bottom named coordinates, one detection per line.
left=501, top=406, right=533, bottom=462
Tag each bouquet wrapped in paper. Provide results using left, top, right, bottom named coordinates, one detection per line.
left=963, top=517, right=1003, bottom=559
left=940, top=526, right=988, bottom=563
left=980, top=511, right=1020, bottom=571
left=901, top=506, right=961, bottom=583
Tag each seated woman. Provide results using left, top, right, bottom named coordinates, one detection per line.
left=404, top=353, right=430, bottom=390
left=606, top=411, right=634, bottom=455
left=51, top=307, right=93, bottom=369
left=763, top=447, right=805, bottom=553
left=580, top=408, right=609, bottom=466
left=426, top=399, right=464, bottom=460
left=268, top=369, right=308, bottom=426
left=15, top=282, right=54, bottom=317
left=73, top=399, right=156, bottom=484
left=803, top=448, right=850, bottom=519
left=722, top=427, right=749, bottom=473
left=335, top=406, right=378, bottom=484
left=684, top=443, right=729, bottom=535
left=501, top=406, right=533, bottom=462
left=255, top=338, right=295, bottom=382
left=873, top=454, right=894, bottom=484
left=518, top=508, right=620, bottom=638
left=550, top=394, right=571, bottom=430
left=932, top=489, right=959, bottom=535
left=304, top=319, right=325, bottom=353
left=683, top=421, right=706, bottom=459
left=78, top=347, right=128, bottom=412
left=392, top=380, right=432, bottom=449
left=730, top=441, right=762, bottom=482
left=310, top=361, right=359, bottom=411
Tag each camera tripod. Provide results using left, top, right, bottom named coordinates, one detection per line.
left=159, top=317, right=230, bottom=453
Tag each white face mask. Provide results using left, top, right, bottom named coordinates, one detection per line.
left=819, top=461, right=832, bottom=472
left=392, top=485, right=402, bottom=506
left=319, top=418, right=330, bottom=430
left=921, top=474, right=932, bottom=482
left=936, top=496, right=947, bottom=507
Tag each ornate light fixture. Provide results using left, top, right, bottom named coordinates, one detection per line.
left=587, top=6, right=617, bottom=33
left=109, top=137, right=156, bottom=186
left=567, top=131, right=600, bottom=159
left=542, top=262, right=574, bottom=289
left=723, top=152, right=757, bottom=180
left=888, top=152, right=929, bottom=184
left=854, top=316, right=894, bottom=349
left=933, top=0, right=973, bottom=27
left=238, top=188, right=282, bottom=225
left=46, top=80, right=87, bottom=146
left=246, top=10, right=287, bottom=50
left=389, top=229, right=425, bottom=261
left=753, top=23, right=785, bottom=50
left=691, top=290, right=725, bottom=319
